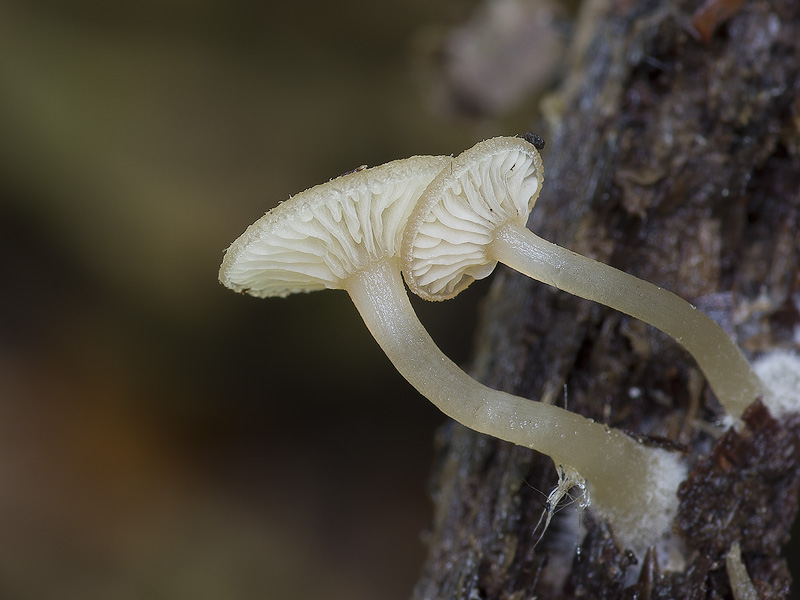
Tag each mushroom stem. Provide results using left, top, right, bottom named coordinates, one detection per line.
left=346, top=257, right=685, bottom=552
left=492, top=223, right=765, bottom=418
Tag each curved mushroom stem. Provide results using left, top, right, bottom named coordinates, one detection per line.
left=492, top=223, right=765, bottom=419
left=345, top=258, right=685, bottom=554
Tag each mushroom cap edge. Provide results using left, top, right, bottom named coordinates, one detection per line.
left=402, top=136, right=544, bottom=301
left=219, top=154, right=451, bottom=299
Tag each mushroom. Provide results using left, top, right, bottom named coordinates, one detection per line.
left=402, top=135, right=765, bottom=418
left=219, top=153, right=685, bottom=556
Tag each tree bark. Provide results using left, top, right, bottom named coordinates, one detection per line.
left=414, top=0, right=800, bottom=598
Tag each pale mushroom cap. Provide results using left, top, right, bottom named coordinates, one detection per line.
left=402, top=136, right=544, bottom=301
left=219, top=155, right=450, bottom=298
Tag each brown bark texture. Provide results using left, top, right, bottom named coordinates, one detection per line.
left=413, top=0, right=800, bottom=598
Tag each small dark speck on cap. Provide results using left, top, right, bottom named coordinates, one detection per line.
left=521, top=132, right=546, bottom=150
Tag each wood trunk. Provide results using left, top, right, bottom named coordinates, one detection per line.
left=414, top=0, right=800, bottom=598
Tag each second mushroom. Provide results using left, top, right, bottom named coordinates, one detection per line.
left=402, top=136, right=765, bottom=419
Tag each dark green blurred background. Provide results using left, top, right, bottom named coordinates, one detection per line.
left=0, top=1, right=565, bottom=598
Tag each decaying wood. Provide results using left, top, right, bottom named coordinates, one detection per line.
left=414, top=0, right=800, bottom=598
